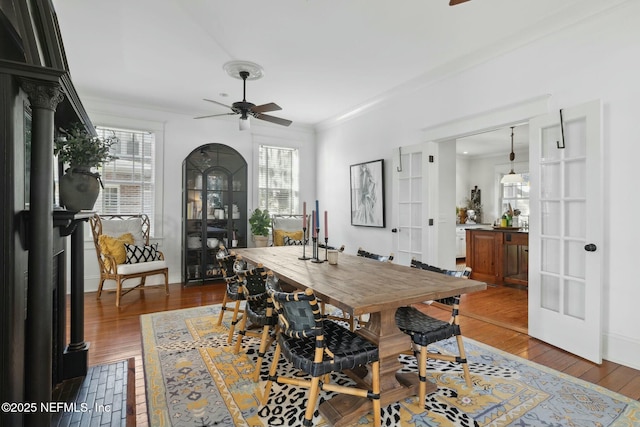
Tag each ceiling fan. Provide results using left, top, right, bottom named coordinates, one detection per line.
left=449, top=0, right=472, bottom=5
left=195, top=69, right=292, bottom=130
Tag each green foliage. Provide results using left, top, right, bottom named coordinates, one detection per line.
left=54, top=123, right=118, bottom=171
left=249, top=208, right=271, bottom=236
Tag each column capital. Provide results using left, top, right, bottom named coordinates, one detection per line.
left=20, top=78, right=65, bottom=111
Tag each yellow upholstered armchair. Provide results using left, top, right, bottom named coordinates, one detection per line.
left=271, top=214, right=310, bottom=246
left=89, top=214, right=169, bottom=307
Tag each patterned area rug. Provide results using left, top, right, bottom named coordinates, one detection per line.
left=141, top=304, right=640, bottom=427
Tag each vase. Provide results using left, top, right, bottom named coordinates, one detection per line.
left=59, top=167, right=101, bottom=211
left=253, top=235, right=269, bottom=248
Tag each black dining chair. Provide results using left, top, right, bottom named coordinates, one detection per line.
left=410, top=258, right=471, bottom=308
left=395, top=259, right=473, bottom=406
left=357, top=247, right=394, bottom=262
left=261, top=281, right=381, bottom=427
left=233, top=267, right=280, bottom=382
left=215, top=250, right=248, bottom=344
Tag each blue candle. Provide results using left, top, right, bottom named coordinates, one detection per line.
left=315, top=200, right=319, bottom=229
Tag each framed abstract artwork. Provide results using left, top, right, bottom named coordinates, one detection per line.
left=350, top=159, right=385, bottom=227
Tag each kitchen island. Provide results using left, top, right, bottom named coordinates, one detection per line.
left=466, top=227, right=528, bottom=287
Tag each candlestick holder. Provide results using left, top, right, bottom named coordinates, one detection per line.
left=311, top=228, right=324, bottom=263
left=324, top=237, right=329, bottom=261
left=298, top=227, right=310, bottom=260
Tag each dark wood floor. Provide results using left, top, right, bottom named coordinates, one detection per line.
left=79, top=281, right=640, bottom=427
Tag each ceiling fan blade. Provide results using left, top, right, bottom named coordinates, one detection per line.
left=449, top=0, right=471, bottom=5
left=194, top=112, right=237, bottom=119
left=203, top=98, right=233, bottom=109
left=253, top=113, right=292, bottom=127
left=250, top=102, right=282, bottom=114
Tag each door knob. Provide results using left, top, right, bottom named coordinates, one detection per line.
left=391, top=228, right=398, bottom=233
left=584, top=243, right=597, bottom=252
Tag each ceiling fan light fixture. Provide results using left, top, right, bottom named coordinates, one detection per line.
left=500, top=126, right=524, bottom=184
left=239, top=116, right=250, bottom=131
left=196, top=60, right=291, bottom=128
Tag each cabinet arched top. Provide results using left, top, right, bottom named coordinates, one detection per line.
left=184, top=143, right=247, bottom=174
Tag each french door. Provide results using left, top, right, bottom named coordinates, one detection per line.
left=528, top=100, right=603, bottom=363
left=392, top=142, right=449, bottom=267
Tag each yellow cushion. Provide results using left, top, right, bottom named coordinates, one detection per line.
left=273, top=229, right=304, bottom=246
left=98, top=232, right=135, bottom=269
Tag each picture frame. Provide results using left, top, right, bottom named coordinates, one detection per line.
left=350, top=159, right=385, bottom=227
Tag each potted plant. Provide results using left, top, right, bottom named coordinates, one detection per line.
left=54, top=123, right=117, bottom=211
left=249, top=208, right=271, bottom=247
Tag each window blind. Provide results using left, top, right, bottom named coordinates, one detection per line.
left=95, top=126, right=156, bottom=232
left=258, top=145, right=299, bottom=215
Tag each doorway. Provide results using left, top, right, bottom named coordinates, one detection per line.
left=453, top=126, right=530, bottom=334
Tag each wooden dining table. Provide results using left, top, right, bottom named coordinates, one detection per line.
left=236, top=246, right=486, bottom=427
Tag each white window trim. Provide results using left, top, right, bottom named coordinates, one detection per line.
left=251, top=133, right=303, bottom=213
left=89, top=115, right=165, bottom=239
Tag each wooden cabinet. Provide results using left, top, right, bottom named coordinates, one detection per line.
left=182, top=144, right=247, bottom=285
left=466, top=230, right=501, bottom=284
left=466, top=228, right=528, bottom=286
left=503, top=232, right=529, bottom=286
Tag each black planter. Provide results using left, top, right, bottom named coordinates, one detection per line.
left=59, top=168, right=100, bottom=212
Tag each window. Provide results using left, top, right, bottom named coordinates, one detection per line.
left=95, top=126, right=156, bottom=231
left=258, top=145, right=299, bottom=215
left=101, top=187, right=119, bottom=213
left=501, top=172, right=530, bottom=227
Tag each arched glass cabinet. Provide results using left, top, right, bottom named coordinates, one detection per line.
left=182, top=144, right=247, bottom=285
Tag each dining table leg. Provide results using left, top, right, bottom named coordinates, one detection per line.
left=318, top=308, right=435, bottom=426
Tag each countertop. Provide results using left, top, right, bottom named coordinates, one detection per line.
left=463, top=225, right=529, bottom=234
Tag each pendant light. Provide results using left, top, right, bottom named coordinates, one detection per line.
left=500, top=126, right=524, bottom=184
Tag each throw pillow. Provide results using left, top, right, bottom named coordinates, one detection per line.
left=283, top=235, right=308, bottom=246
left=100, top=218, right=146, bottom=245
left=274, top=230, right=304, bottom=246
left=124, top=243, right=159, bottom=264
left=98, top=233, right=135, bottom=269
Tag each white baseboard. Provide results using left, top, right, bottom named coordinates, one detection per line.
left=603, top=332, right=640, bottom=371
left=74, top=273, right=178, bottom=294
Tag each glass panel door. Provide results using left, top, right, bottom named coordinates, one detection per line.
left=528, top=100, right=602, bottom=363
left=395, top=146, right=424, bottom=265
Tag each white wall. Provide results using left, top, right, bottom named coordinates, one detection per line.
left=79, top=99, right=316, bottom=290
left=315, top=1, right=640, bottom=369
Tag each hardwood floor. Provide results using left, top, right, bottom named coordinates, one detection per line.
left=79, top=281, right=640, bottom=427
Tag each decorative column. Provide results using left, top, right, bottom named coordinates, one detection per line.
left=20, top=78, right=64, bottom=427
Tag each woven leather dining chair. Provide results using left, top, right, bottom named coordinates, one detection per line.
left=410, top=258, right=471, bottom=308
left=233, top=267, right=279, bottom=382
left=261, top=281, right=381, bottom=427
left=357, top=247, right=394, bottom=262
left=215, top=249, right=247, bottom=344
left=395, top=259, right=473, bottom=406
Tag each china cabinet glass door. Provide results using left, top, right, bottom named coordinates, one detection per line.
left=182, top=144, right=247, bottom=285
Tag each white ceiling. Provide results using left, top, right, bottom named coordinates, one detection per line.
left=456, top=124, right=529, bottom=158
left=52, top=0, right=613, bottom=153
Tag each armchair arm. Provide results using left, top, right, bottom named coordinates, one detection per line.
left=101, top=253, right=119, bottom=274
